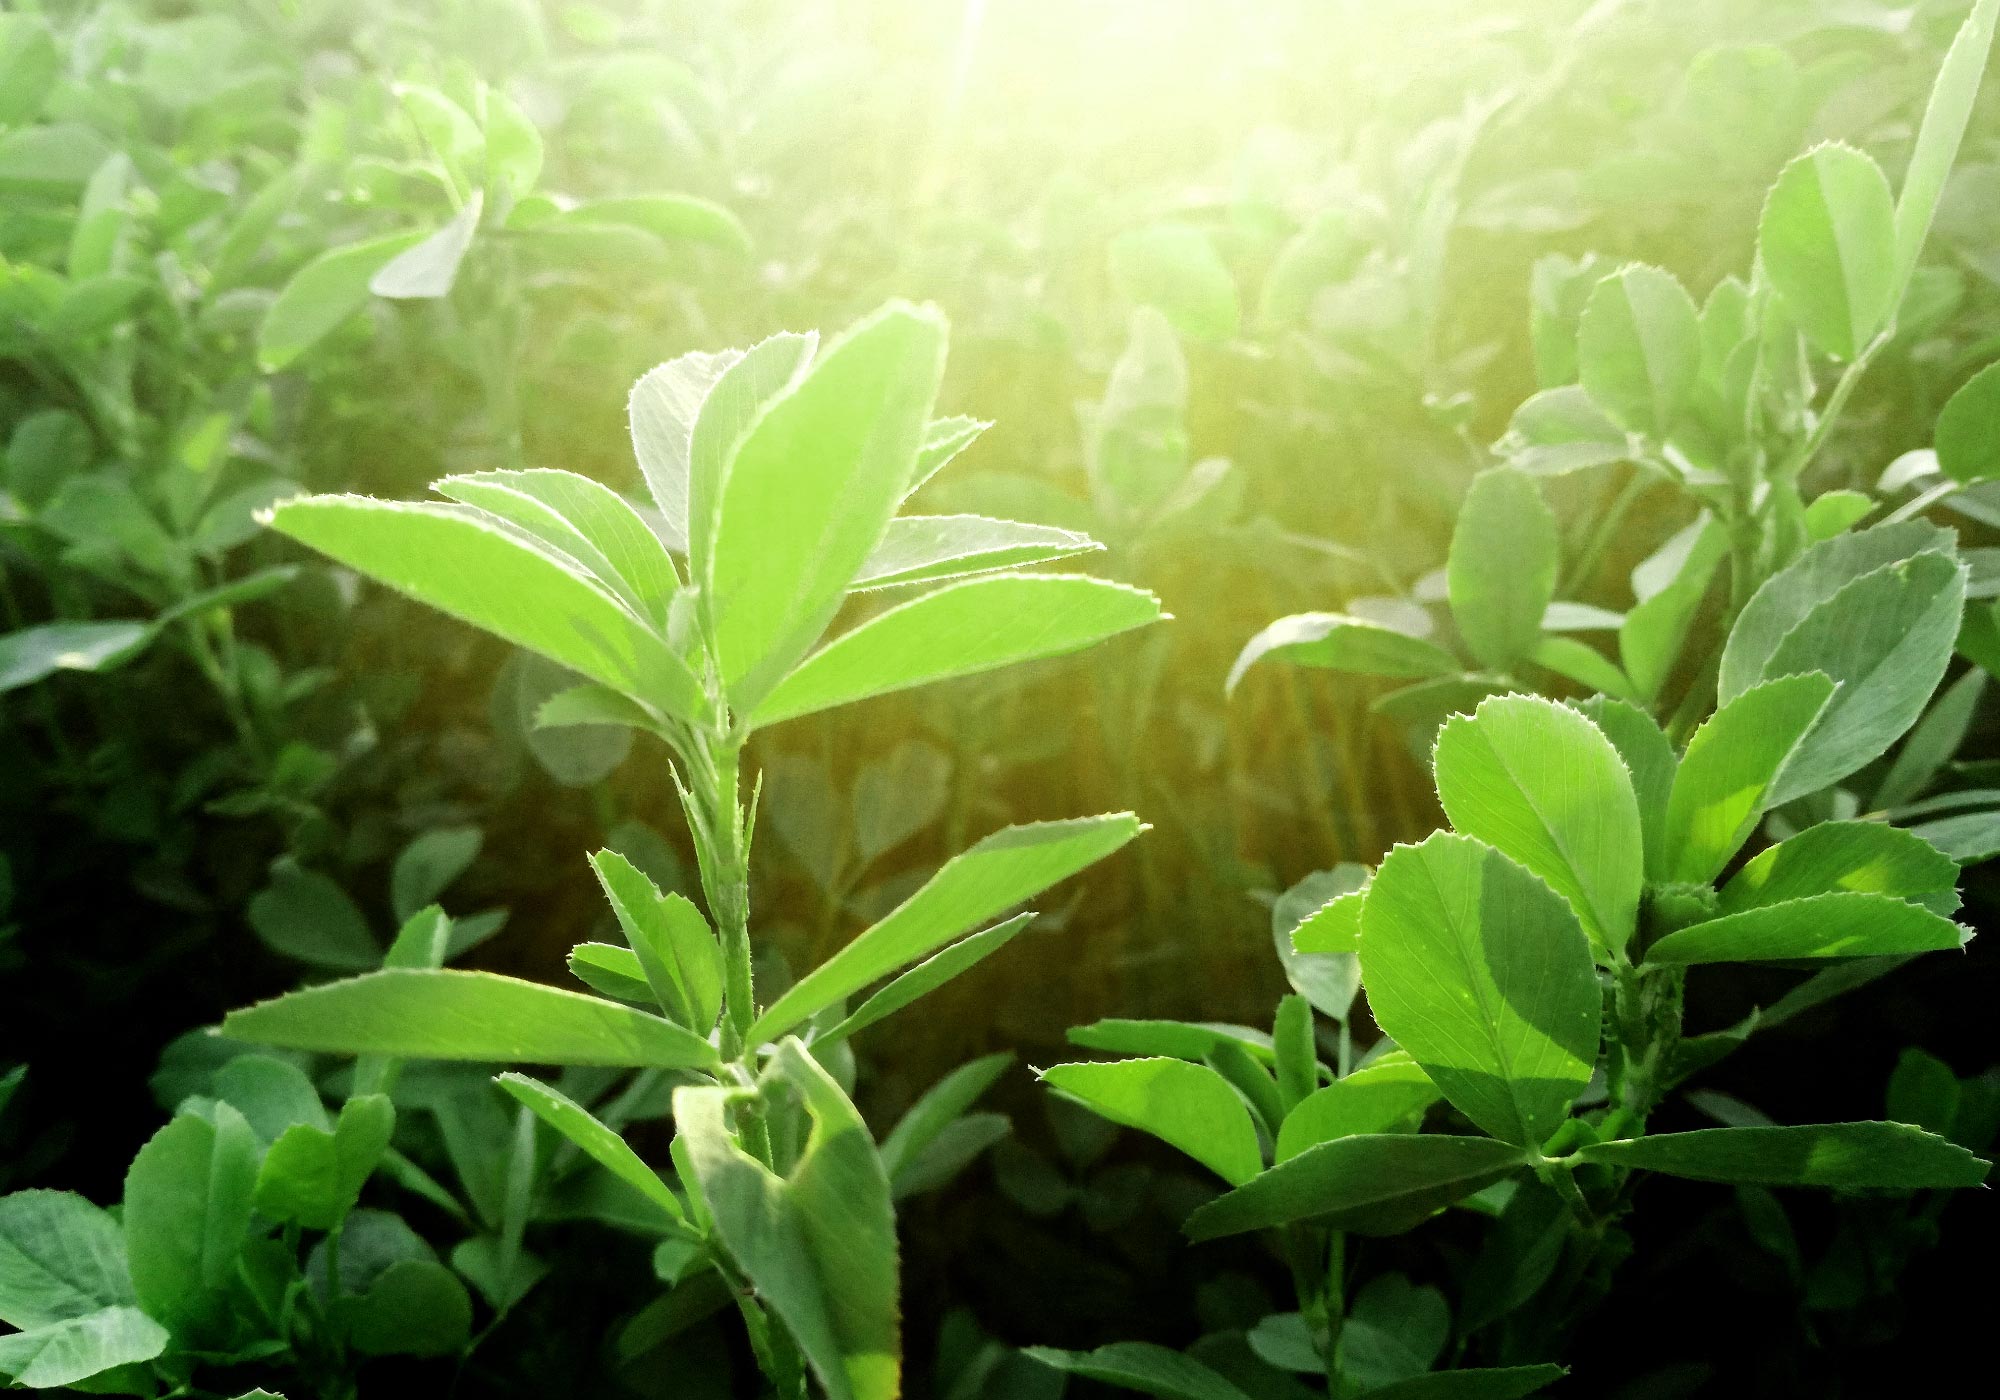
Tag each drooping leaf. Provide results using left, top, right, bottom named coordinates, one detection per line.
left=1577, top=264, right=1700, bottom=436
left=1276, top=1053, right=1439, bottom=1161
left=751, top=814, right=1143, bottom=1041
left=675, top=1042, right=898, bottom=1400
left=752, top=573, right=1162, bottom=726
left=1448, top=469, right=1557, bottom=669
left=1360, top=833, right=1600, bottom=1146
left=1577, top=1122, right=1987, bottom=1187
left=496, top=1073, right=686, bottom=1228
left=706, top=303, right=946, bottom=706
left=1228, top=613, right=1460, bottom=693
left=1185, top=1134, right=1530, bottom=1240
left=1759, top=144, right=1898, bottom=359
left=267, top=496, right=704, bottom=720
left=1661, top=672, right=1835, bottom=884
left=1432, top=694, right=1644, bottom=955
left=1040, top=1059, right=1263, bottom=1186
left=222, top=969, right=721, bottom=1069
left=1643, top=892, right=1969, bottom=964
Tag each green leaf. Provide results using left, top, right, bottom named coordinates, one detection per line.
left=496, top=1073, right=686, bottom=1228
left=565, top=942, right=653, bottom=1003
left=1025, top=1342, right=1256, bottom=1400
left=254, top=1094, right=395, bottom=1230
left=536, top=683, right=661, bottom=732
left=0, top=17, right=58, bottom=127
left=683, top=331, right=817, bottom=569
left=1276, top=1053, right=1438, bottom=1162
left=1886, top=1048, right=1962, bottom=1138
left=1273, top=995, right=1317, bottom=1116
left=1935, top=362, right=2000, bottom=485
left=1363, top=1366, right=1567, bottom=1400
left=391, top=826, right=482, bottom=922
left=589, top=850, right=724, bottom=1032
left=1577, top=264, right=1700, bottom=436
left=851, top=515, right=1101, bottom=591
left=0, top=1307, right=168, bottom=1390
left=1643, top=891, right=1969, bottom=965
left=675, top=1042, right=898, bottom=1400
left=1109, top=221, right=1240, bottom=343
left=878, top=1053, right=1012, bottom=1185
left=1720, top=820, right=1960, bottom=916
left=819, top=913, right=1034, bottom=1045
left=371, top=191, right=484, bottom=299
left=1577, top=1122, right=1987, bottom=1188
left=1661, top=672, right=1836, bottom=884
left=1576, top=697, right=1678, bottom=879
left=706, top=302, right=946, bottom=707
left=122, top=1106, right=260, bottom=1343
left=0, top=1192, right=134, bottom=1329
left=906, top=416, right=992, bottom=499
left=1228, top=613, right=1459, bottom=692
left=628, top=348, right=739, bottom=549
left=0, top=620, right=151, bottom=693
left=267, top=496, right=704, bottom=721
left=345, top=1258, right=473, bottom=1357
left=1533, top=636, right=1635, bottom=700
left=1876, top=668, right=1985, bottom=808
left=214, top=1055, right=330, bottom=1140
left=1805, top=490, right=1875, bottom=541
left=1724, top=524, right=1953, bottom=699
left=1066, top=1020, right=1275, bottom=1066
left=1618, top=515, right=1727, bottom=703
left=257, top=231, right=426, bottom=370
left=1291, top=891, right=1365, bottom=956
left=222, top=969, right=721, bottom=1069
left=246, top=858, right=379, bottom=970
left=1432, top=694, right=1644, bottom=955
left=1892, top=0, right=2000, bottom=299
left=434, top=468, right=681, bottom=626
left=752, top=573, right=1162, bottom=727
left=751, top=814, right=1143, bottom=1042
left=1760, top=144, right=1898, bottom=359
left=1272, top=867, right=1366, bottom=1019
left=1360, top=833, right=1600, bottom=1146
left=1762, top=552, right=1969, bottom=803
left=1448, top=469, right=1557, bottom=669
left=1040, top=1059, right=1263, bottom=1186
left=1186, top=1134, right=1530, bottom=1240
left=553, top=194, right=749, bottom=252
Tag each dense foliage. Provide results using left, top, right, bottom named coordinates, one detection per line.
left=3, top=1, right=1998, bottom=1397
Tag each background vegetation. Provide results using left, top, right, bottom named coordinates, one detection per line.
left=2, top=0, right=1996, bottom=1395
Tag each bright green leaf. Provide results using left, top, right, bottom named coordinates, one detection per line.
left=1643, top=891, right=1969, bottom=965
left=1662, top=672, right=1835, bottom=884
left=1577, top=264, right=1700, bottom=436
left=1449, top=469, right=1557, bottom=669
left=496, top=1073, right=686, bottom=1228
left=1759, top=143, right=1898, bottom=359
left=1229, top=613, right=1459, bottom=692
left=1041, top=1059, right=1263, bottom=1186
left=1577, top=1122, right=1987, bottom=1187
left=1185, top=1134, right=1530, bottom=1240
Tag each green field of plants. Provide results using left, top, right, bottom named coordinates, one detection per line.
left=4, top=1, right=2000, bottom=1395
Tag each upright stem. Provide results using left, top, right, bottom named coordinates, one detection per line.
left=698, top=730, right=758, bottom=1063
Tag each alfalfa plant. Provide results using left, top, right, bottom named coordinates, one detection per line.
left=1035, top=521, right=1992, bottom=1399
left=208, top=301, right=1163, bottom=1398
